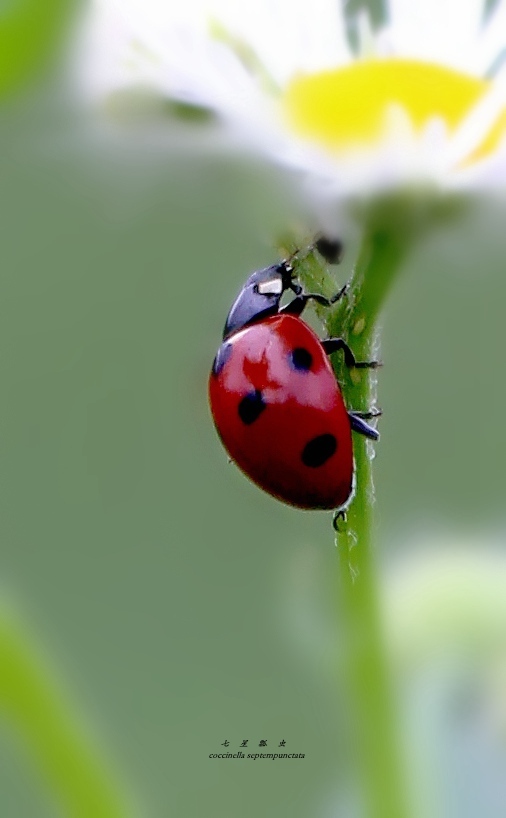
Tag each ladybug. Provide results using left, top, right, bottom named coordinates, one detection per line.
left=208, top=248, right=380, bottom=510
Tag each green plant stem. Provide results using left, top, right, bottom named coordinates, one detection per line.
left=327, top=218, right=408, bottom=818
left=281, top=194, right=464, bottom=818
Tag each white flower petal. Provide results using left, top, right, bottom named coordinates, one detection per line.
left=447, top=71, right=506, bottom=165
left=89, top=0, right=351, bottom=92
left=383, top=0, right=486, bottom=72
left=78, top=0, right=506, bottom=201
left=197, top=0, right=353, bottom=85
left=78, top=2, right=156, bottom=101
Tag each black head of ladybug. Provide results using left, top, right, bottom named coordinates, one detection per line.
left=223, top=261, right=299, bottom=340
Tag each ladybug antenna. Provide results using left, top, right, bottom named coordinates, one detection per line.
left=284, top=246, right=300, bottom=265
left=281, top=234, right=343, bottom=270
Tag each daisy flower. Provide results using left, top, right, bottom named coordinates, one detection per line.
left=76, top=8, right=506, bottom=816
left=78, top=0, right=506, bottom=200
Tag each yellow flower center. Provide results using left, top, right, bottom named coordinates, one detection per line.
left=284, top=58, right=506, bottom=166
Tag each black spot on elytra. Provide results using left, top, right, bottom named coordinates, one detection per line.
left=301, top=434, right=337, bottom=467
left=212, top=342, right=232, bottom=376
left=290, top=347, right=313, bottom=371
left=238, top=390, right=266, bottom=425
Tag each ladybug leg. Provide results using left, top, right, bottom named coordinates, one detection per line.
left=333, top=509, right=347, bottom=531
left=348, top=411, right=381, bottom=440
left=280, top=284, right=347, bottom=317
left=321, top=338, right=381, bottom=369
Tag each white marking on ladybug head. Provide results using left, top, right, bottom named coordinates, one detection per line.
left=258, top=277, right=283, bottom=295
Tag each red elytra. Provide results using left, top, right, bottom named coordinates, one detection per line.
left=209, top=314, right=353, bottom=509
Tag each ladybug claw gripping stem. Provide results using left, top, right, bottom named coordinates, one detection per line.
left=330, top=283, right=348, bottom=304
left=333, top=509, right=347, bottom=532
left=354, top=359, right=383, bottom=369
left=321, top=337, right=380, bottom=370
left=349, top=409, right=383, bottom=420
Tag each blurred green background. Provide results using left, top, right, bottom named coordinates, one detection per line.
left=0, top=2, right=506, bottom=817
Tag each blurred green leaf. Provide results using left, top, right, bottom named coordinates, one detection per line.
left=0, top=0, right=72, bottom=97
left=0, top=610, right=135, bottom=818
